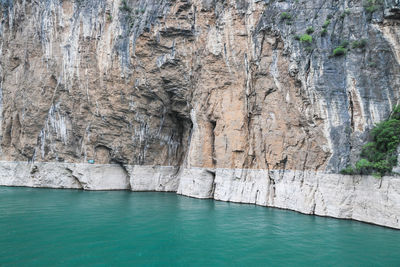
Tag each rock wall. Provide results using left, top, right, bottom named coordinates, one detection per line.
left=1, top=0, right=400, bottom=171
left=0, top=0, right=400, bottom=228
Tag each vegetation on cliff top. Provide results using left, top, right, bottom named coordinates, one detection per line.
left=341, top=106, right=400, bottom=177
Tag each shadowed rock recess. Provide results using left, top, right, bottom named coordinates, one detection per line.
left=0, top=0, right=399, bottom=228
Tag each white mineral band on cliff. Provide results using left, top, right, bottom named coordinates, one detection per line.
left=0, top=161, right=399, bottom=230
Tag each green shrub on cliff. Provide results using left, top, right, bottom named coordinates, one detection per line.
left=120, top=0, right=132, bottom=12
left=306, top=26, right=314, bottom=34
left=364, top=0, right=383, bottom=13
left=340, top=40, right=349, bottom=48
left=322, top=19, right=330, bottom=28
left=332, top=46, right=347, bottom=56
left=300, top=34, right=312, bottom=43
left=352, top=39, right=368, bottom=49
left=340, top=166, right=355, bottom=175
left=280, top=12, right=292, bottom=20
left=341, top=106, right=400, bottom=177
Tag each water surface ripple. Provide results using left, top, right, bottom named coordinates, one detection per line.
left=0, top=187, right=399, bottom=266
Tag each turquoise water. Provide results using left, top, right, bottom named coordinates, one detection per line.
left=0, top=187, right=399, bottom=266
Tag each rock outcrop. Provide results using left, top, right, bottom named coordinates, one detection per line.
left=0, top=0, right=400, bottom=228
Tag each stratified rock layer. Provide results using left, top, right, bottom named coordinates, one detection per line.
left=0, top=0, right=400, bottom=228
left=0, top=162, right=399, bottom=229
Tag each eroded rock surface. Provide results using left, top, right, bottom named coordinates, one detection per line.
left=1, top=0, right=399, bottom=172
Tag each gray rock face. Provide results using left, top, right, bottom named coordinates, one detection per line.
left=70, top=164, right=130, bottom=190
left=1, top=0, right=399, bottom=172
left=0, top=161, right=130, bottom=190
left=177, top=168, right=216, bottom=198
left=257, top=0, right=400, bottom=172
left=128, top=165, right=179, bottom=191
left=384, top=0, right=400, bottom=19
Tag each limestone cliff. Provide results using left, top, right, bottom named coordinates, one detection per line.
left=1, top=0, right=400, bottom=228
